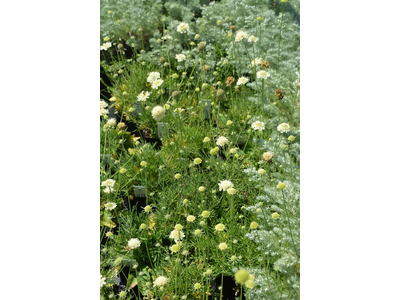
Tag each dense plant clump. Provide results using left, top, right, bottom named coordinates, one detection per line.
left=100, top=0, right=300, bottom=299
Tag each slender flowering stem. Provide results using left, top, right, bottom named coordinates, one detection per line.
left=277, top=2, right=286, bottom=71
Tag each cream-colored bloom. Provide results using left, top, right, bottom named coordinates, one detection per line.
left=127, top=238, right=141, bottom=250
left=106, top=118, right=116, bottom=128
left=257, top=169, right=266, bottom=175
left=257, top=70, right=270, bottom=79
left=151, top=79, right=164, bottom=90
left=101, top=179, right=116, bottom=188
left=277, top=123, right=290, bottom=133
left=237, top=77, right=249, bottom=86
left=218, top=180, right=234, bottom=191
left=187, top=215, right=196, bottom=222
left=251, top=58, right=262, bottom=66
left=203, top=137, right=211, bottom=143
left=137, top=91, right=150, bottom=102
left=100, top=274, right=106, bottom=288
left=261, top=152, right=273, bottom=162
left=151, top=106, right=165, bottom=121
left=215, top=223, right=226, bottom=231
left=104, top=202, right=117, bottom=211
left=147, top=72, right=161, bottom=83
left=153, top=276, right=169, bottom=287
left=227, top=187, right=236, bottom=195
left=251, top=120, right=265, bottom=131
left=103, top=187, right=114, bottom=194
left=177, top=22, right=189, bottom=34
left=169, top=230, right=185, bottom=242
left=248, top=35, right=259, bottom=43
left=235, top=30, right=249, bottom=42
left=219, top=242, right=228, bottom=250
left=201, top=210, right=210, bottom=218
left=100, top=42, right=112, bottom=50
left=198, top=186, right=206, bottom=192
left=216, top=136, right=229, bottom=147
left=176, top=54, right=186, bottom=62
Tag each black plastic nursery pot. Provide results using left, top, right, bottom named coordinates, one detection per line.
left=212, top=275, right=245, bottom=300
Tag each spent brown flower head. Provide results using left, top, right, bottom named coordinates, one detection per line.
left=260, top=60, right=269, bottom=69
left=275, top=89, right=285, bottom=100
left=225, top=76, right=235, bottom=86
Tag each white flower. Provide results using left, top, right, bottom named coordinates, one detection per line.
left=100, top=108, right=108, bottom=117
left=169, top=230, right=185, bottom=242
left=100, top=42, right=112, bottom=50
left=103, top=187, right=114, bottom=194
left=101, top=179, right=115, bottom=188
left=100, top=100, right=108, bottom=109
left=176, top=54, right=186, bottom=62
left=151, top=79, right=164, bottom=90
left=251, top=121, right=265, bottom=131
left=137, top=91, right=150, bottom=102
left=237, top=77, right=249, bottom=86
left=106, top=118, right=116, bottom=127
left=248, top=35, right=259, bottom=43
left=153, top=276, right=169, bottom=287
left=104, top=202, right=117, bottom=211
left=251, top=58, right=262, bottom=66
left=277, top=123, right=291, bottom=133
left=257, top=70, right=270, bottom=79
left=235, top=30, right=249, bottom=42
left=162, top=35, right=172, bottom=40
left=151, top=105, right=165, bottom=121
left=147, top=72, right=161, bottom=83
left=127, top=238, right=141, bottom=250
left=218, top=180, right=234, bottom=191
left=216, top=136, right=229, bottom=147
left=100, top=275, right=106, bottom=288
left=177, top=22, right=189, bottom=34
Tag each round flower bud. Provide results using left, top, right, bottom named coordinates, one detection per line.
left=198, top=186, right=206, bottom=192
left=194, top=158, right=202, bottom=165
left=277, top=182, right=287, bottom=190
left=175, top=173, right=182, bottom=179
left=227, top=188, right=236, bottom=195
left=288, top=135, right=296, bottom=142
left=272, top=212, right=280, bottom=219
left=174, top=224, right=183, bottom=231
left=257, top=169, right=266, bottom=175
left=250, top=221, right=259, bottom=229
left=201, top=210, right=210, bottom=218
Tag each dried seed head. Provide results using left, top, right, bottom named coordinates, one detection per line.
left=275, top=89, right=285, bottom=100
left=260, top=60, right=269, bottom=69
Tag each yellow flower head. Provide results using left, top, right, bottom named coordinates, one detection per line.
left=174, top=224, right=184, bottom=231
left=277, top=182, right=287, bottom=190
left=250, top=221, right=259, bottom=229
left=201, top=210, right=210, bottom=218
left=272, top=212, right=280, bottom=220
left=235, top=269, right=250, bottom=284
left=215, top=223, right=226, bottom=232
left=218, top=242, right=228, bottom=250
left=187, top=215, right=196, bottom=222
